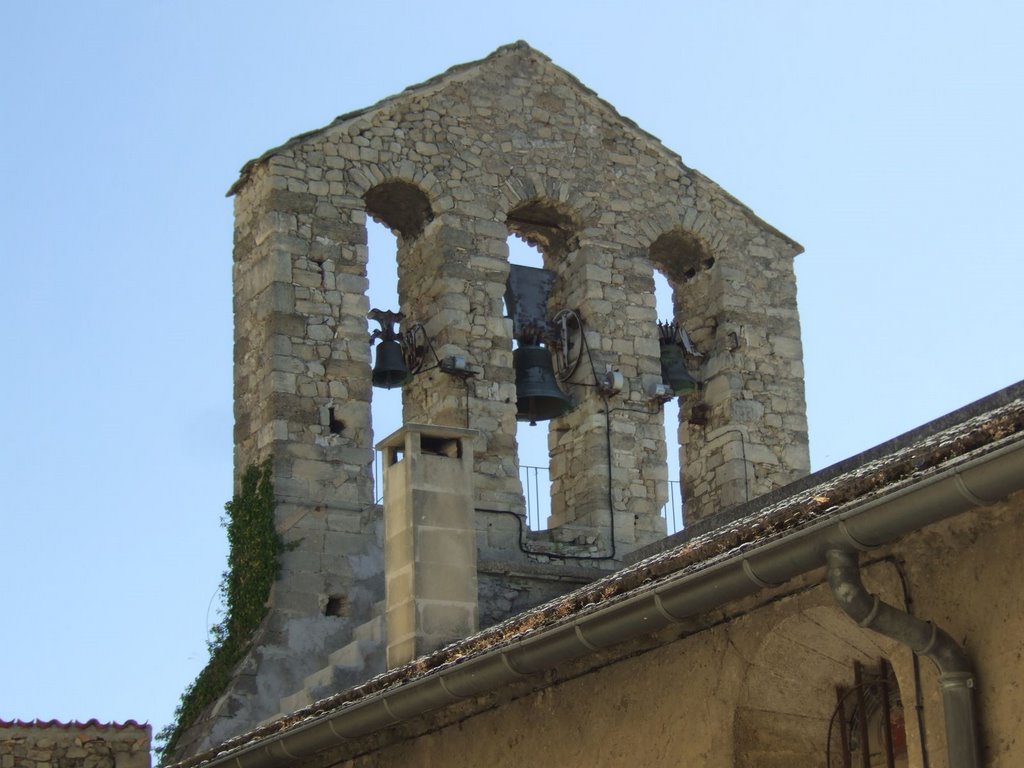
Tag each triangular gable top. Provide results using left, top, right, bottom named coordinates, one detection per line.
left=228, top=41, right=668, bottom=196
left=225, top=41, right=799, bottom=252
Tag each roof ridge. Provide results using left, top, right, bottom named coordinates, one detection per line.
left=0, top=718, right=149, bottom=731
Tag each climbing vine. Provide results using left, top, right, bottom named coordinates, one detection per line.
left=156, top=458, right=282, bottom=762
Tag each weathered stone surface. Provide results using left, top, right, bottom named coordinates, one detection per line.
left=0, top=723, right=150, bottom=768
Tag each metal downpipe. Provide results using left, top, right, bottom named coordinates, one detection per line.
left=826, top=549, right=980, bottom=768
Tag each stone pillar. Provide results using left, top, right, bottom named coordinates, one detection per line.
left=545, top=238, right=669, bottom=551
left=188, top=155, right=385, bottom=752
left=674, top=229, right=809, bottom=524
left=378, top=424, right=479, bottom=668
left=399, top=214, right=523, bottom=512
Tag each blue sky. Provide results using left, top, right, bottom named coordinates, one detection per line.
left=2, top=0, right=1022, bottom=748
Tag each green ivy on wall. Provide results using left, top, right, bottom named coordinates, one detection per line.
left=156, top=458, right=282, bottom=762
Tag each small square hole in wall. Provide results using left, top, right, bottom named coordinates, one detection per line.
left=325, top=595, right=349, bottom=617
left=328, top=407, right=344, bottom=435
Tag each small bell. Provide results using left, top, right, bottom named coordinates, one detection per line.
left=369, top=308, right=411, bottom=389
left=658, top=321, right=699, bottom=394
left=659, top=342, right=699, bottom=394
left=372, top=338, right=411, bottom=389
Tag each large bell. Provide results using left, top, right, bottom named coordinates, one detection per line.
left=372, top=338, right=411, bottom=389
left=514, top=344, right=572, bottom=425
left=659, top=341, right=699, bottom=394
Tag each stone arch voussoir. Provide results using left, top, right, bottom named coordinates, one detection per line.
left=363, top=178, right=435, bottom=241
left=648, top=226, right=717, bottom=286
left=499, top=175, right=597, bottom=231
left=505, top=196, right=585, bottom=261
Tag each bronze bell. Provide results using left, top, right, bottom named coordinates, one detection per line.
left=514, top=343, right=572, bottom=425
left=659, top=340, right=699, bottom=395
left=372, top=338, right=411, bottom=389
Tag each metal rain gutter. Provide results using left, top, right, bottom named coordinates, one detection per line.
left=207, top=435, right=1024, bottom=768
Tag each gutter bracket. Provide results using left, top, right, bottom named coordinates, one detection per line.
left=953, top=472, right=989, bottom=506
left=837, top=520, right=875, bottom=552
left=741, top=558, right=779, bottom=588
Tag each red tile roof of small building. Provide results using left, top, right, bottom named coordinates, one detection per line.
left=0, top=719, right=148, bottom=731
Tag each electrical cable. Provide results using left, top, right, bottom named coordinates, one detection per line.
left=884, top=556, right=931, bottom=768
left=476, top=507, right=615, bottom=561
left=603, top=394, right=617, bottom=559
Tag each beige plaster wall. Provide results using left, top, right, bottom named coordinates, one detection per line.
left=326, top=500, right=1024, bottom=768
left=896, top=496, right=1024, bottom=768
left=344, top=628, right=742, bottom=768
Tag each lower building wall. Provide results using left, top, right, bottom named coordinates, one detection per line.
left=0, top=722, right=151, bottom=768
left=326, top=497, right=1023, bottom=768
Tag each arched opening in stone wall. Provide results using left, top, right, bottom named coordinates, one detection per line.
left=505, top=199, right=580, bottom=530
left=649, top=229, right=715, bottom=284
left=506, top=233, right=550, bottom=530
left=364, top=180, right=433, bottom=502
left=653, top=269, right=684, bottom=534
left=733, top=605, right=911, bottom=768
left=648, top=228, right=713, bottom=528
left=830, top=660, right=909, bottom=767
left=365, top=181, right=433, bottom=240
left=365, top=218, right=401, bottom=501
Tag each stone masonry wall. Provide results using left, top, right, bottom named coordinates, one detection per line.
left=0, top=721, right=150, bottom=768
left=186, top=41, right=809, bottom=754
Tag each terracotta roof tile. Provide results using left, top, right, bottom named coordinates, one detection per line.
left=0, top=719, right=148, bottom=731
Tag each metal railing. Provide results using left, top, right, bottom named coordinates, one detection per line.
left=373, top=454, right=685, bottom=536
left=374, top=451, right=384, bottom=505
left=520, top=465, right=552, bottom=532
left=519, top=465, right=684, bottom=535
left=662, top=478, right=685, bottom=535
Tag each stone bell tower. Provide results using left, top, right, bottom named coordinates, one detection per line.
left=173, top=41, right=808, bottom=758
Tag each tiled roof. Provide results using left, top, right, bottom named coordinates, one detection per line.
left=173, top=381, right=1024, bottom=768
left=0, top=719, right=148, bottom=731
